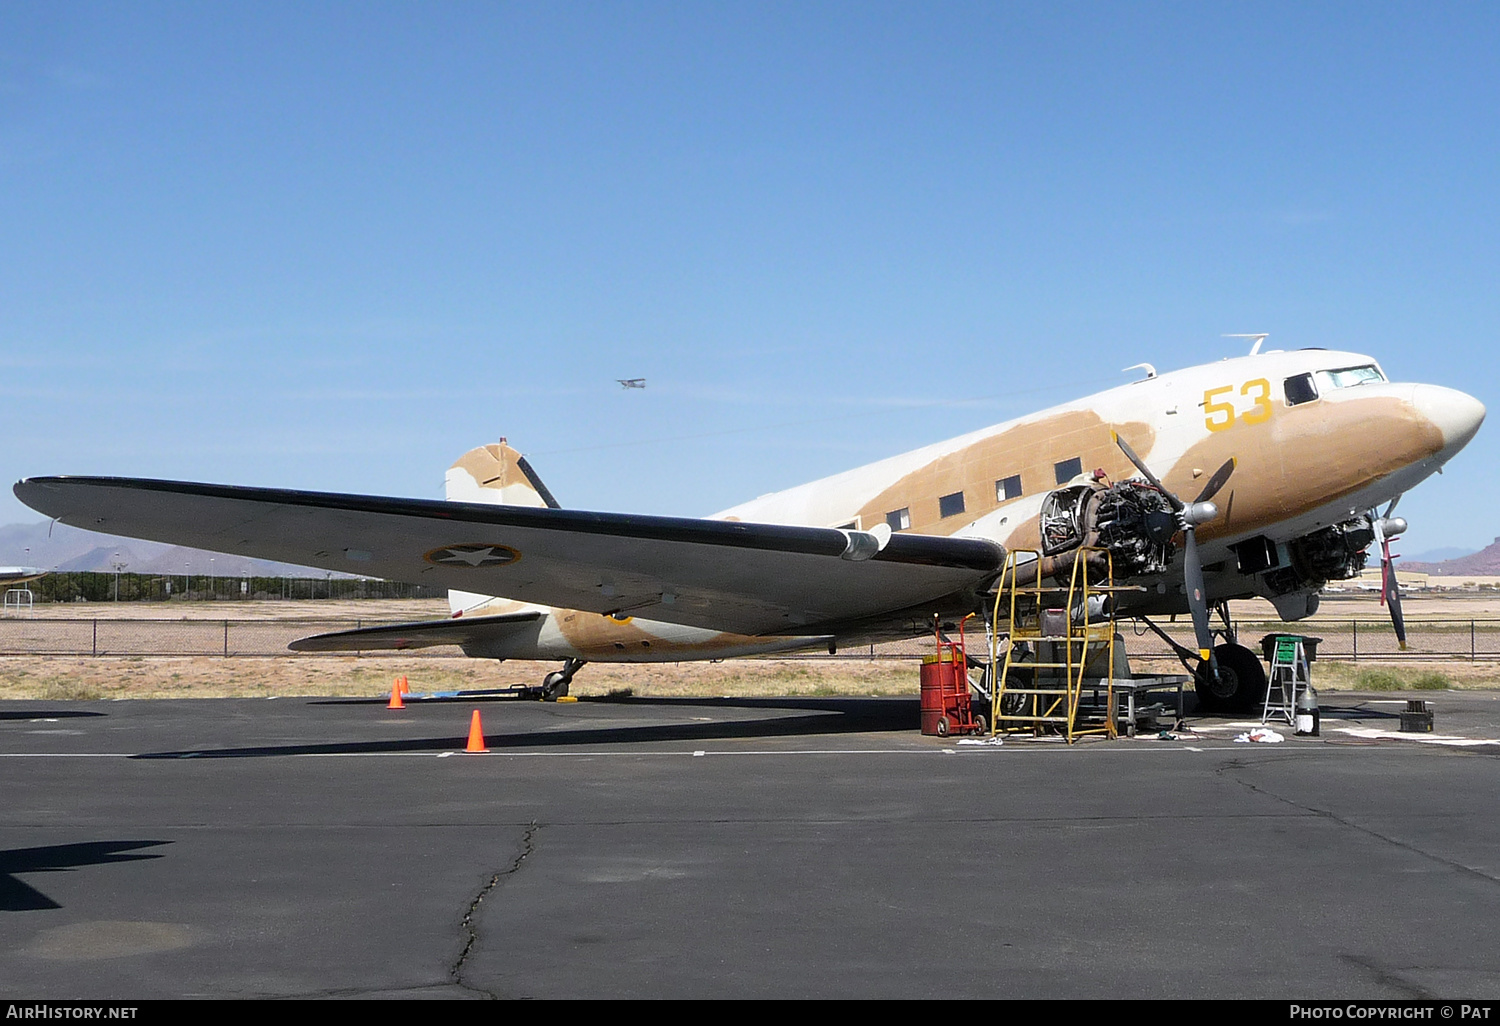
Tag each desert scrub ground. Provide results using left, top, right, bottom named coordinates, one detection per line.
left=0, top=654, right=920, bottom=701
left=0, top=652, right=1494, bottom=701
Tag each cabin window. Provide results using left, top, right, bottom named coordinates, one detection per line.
left=1314, top=365, right=1384, bottom=392
left=885, top=508, right=911, bottom=531
left=995, top=474, right=1023, bottom=502
left=938, top=491, right=966, bottom=518
left=1053, top=457, right=1083, bottom=485
left=1284, top=373, right=1318, bottom=406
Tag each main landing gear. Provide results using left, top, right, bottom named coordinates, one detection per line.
left=1140, top=604, right=1268, bottom=715
left=1192, top=642, right=1267, bottom=714
left=535, top=658, right=586, bottom=701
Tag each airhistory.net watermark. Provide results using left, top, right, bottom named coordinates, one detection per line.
left=5, top=1007, right=137, bottom=1020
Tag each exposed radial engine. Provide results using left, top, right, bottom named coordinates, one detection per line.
left=1039, top=480, right=1179, bottom=578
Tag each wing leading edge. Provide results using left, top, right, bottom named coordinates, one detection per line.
left=14, top=477, right=1004, bottom=637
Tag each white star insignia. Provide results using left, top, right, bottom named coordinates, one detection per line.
left=424, top=544, right=519, bottom=568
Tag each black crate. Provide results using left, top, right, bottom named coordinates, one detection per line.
left=1259, top=633, right=1322, bottom=664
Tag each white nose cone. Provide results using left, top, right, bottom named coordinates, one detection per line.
left=1412, top=384, right=1486, bottom=461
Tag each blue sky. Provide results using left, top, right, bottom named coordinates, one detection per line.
left=2, top=2, right=1497, bottom=556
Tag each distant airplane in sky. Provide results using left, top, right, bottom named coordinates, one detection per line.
left=617, top=378, right=646, bottom=389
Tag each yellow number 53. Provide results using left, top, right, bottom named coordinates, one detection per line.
left=1204, top=379, right=1272, bottom=432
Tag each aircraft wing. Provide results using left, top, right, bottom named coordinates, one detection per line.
left=288, top=611, right=544, bottom=652
left=13, top=477, right=1005, bottom=636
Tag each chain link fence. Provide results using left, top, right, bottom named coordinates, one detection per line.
left=0, top=616, right=1498, bottom=660
left=21, top=572, right=445, bottom=604
left=0, top=618, right=448, bottom=657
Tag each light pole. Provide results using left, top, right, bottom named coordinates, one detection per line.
left=111, top=555, right=127, bottom=601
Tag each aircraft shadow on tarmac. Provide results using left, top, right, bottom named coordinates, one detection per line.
left=0, top=710, right=106, bottom=721
left=1, top=840, right=169, bottom=911
left=121, top=695, right=1406, bottom=761
left=1319, top=702, right=1402, bottom=721
left=132, top=697, right=918, bottom=760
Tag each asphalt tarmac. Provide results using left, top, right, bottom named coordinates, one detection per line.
left=4, top=689, right=1500, bottom=999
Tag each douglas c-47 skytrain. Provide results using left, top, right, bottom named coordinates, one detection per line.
left=13, top=344, right=1484, bottom=713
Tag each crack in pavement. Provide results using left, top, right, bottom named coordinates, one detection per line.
left=451, top=820, right=540, bottom=1000
left=1215, top=758, right=1496, bottom=998
left=1339, top=953, right=1436, bottom=1000
left=1212, top=758, right=1500, bottom=887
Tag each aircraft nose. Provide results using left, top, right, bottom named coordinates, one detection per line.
left=1411, top=384, right=1486, bottom=460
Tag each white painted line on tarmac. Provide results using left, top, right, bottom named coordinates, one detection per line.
left=1334, top=727, right=1500, bottom=747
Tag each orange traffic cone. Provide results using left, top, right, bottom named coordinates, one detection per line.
left=388, top=681, right=405, bottom=710
left=465, top=709, right=488, bottom=753
left=399, top=676, right=411, bottom=695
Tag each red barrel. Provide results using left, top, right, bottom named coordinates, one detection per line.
left=919, top=651, right=964, bottom=735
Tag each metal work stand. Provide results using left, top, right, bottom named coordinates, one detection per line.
left=1262, top=634, right=1310, bottom=726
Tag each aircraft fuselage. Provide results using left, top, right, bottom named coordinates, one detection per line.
left=453, top=348, right=1483, bottom=660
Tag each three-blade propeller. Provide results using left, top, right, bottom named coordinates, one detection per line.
left=1372, top=498, right=1408, bottom=651
left=1112, top=432, right=1235, bottom=678
left=1112, top=435, right=1410, bottom=664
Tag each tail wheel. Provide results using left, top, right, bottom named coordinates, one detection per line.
left=541, top=671, right=570, bottom=701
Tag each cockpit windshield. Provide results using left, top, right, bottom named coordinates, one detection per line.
left=1314, top=365, right=1385, bottom=392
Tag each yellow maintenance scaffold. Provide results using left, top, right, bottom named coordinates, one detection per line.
left=987, top=547, right=1134, bottom=743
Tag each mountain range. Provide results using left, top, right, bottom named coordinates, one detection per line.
left=1401, top=537, right=1500, bottom=576
left=0, top=521, right=358, bottom=578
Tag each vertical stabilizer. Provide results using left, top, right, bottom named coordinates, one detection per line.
left=446, top=440, right=560, bottom=508
left=444, top=440, right=560, bottom=617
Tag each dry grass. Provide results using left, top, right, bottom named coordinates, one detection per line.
left=2, top=652, right=1493, bottom=701
left=0, top=654, right=920, bottom=701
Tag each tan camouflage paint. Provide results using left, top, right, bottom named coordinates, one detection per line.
left=992, top=394, right=1447, bottom=554
left=851, top=411, right=1155, bottom=547
left=446, top=441, right=546, bottom=506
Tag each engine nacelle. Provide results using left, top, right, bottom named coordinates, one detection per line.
left=1264, top=515, right=1375, bottom=597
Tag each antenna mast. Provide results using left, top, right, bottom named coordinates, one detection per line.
left=1223, top=333, right=1270, bottom=356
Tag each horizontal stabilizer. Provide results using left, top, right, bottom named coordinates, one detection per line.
left=288, top=611, right=543, bottom=652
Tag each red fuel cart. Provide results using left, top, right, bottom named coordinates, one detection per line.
left=919, top=617, right=986, bottom=737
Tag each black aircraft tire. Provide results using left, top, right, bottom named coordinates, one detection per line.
left=1194, top=643, right=1268, bottom=715
left=998, top=683, right=1030, bottom=718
